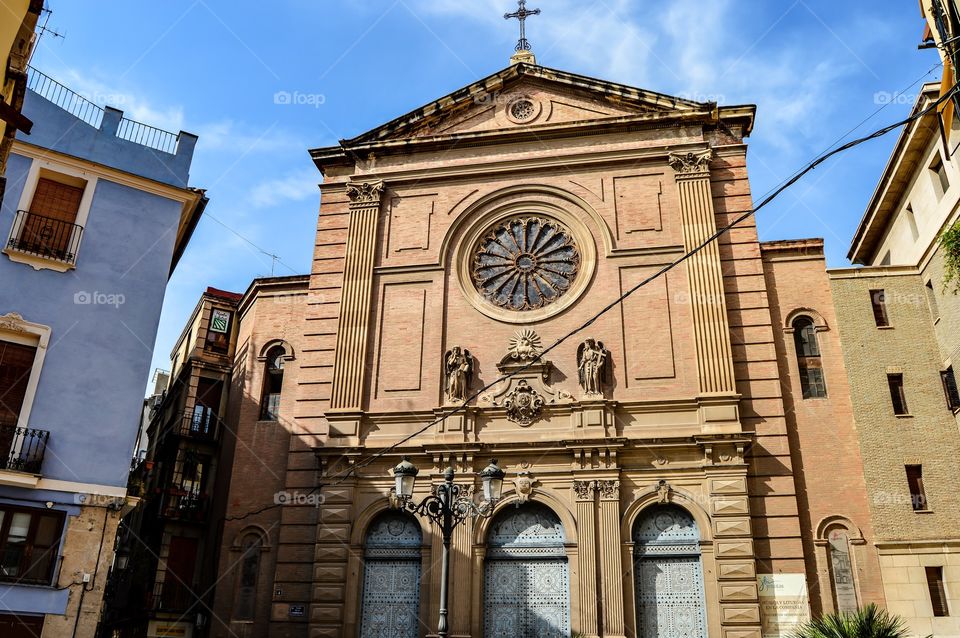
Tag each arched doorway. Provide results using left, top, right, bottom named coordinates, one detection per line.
left=633, top=504, right=708, bottom=638
left=483, top=502, right=570, bottom=638
left=359, top=511, right=422, bottom=638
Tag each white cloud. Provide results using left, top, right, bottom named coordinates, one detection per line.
left=249, top=169, right=320, bottom=208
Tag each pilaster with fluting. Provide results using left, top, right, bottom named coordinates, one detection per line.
left=670, top=150, right=736, bottom=395
left=329, top=180, right=384, bottom=411
left=597, top=479, right=625, bottom=637
left=573, top=480, right=599, bottom=638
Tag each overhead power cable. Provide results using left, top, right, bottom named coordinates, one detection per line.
left=224, top=82, right=959, bottom=523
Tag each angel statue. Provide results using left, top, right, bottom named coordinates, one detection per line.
left=444, top=346, right=474, bottom=403
left=577, top=338, right=610, bottom=396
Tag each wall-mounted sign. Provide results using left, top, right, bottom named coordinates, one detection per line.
left=210, top=309, right=231, bottom=334
left=289, top=605, right=306, bottom=618
left=758, top=573, right=811, bottom=637
left=147, top=620, right=192, bottom=638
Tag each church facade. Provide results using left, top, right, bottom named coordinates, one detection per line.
left=209, top=60, right=884, bottom=638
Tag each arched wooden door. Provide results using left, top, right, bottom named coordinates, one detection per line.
left=359, top=512, right=422, bottom=638
left=483, top=503, right=570, bottom=638
left=633, top=505, right=708, bottom=638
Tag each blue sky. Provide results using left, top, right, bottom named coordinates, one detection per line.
left=28, top=0, right=939, bottom=387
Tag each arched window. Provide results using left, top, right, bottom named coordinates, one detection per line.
left=793, top=316, right=827, bottom=398
left=259, top=346, right=285, bottom=421
left=233, top=533, right=263, bottom=621
left=633, top=505, right=707, bottom=638
left=359, top=511, right=422, bottom=638
left=484, top=503, right=570, bottom=637
left=826, top=528, right=858, bottom=613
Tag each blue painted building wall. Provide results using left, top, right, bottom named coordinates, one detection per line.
left=0, top=87, right=200, bottom=616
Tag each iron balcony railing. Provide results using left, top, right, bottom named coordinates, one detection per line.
left=148, top=579, right=199, bottom=612
left=7, top=210, right=84, bottom=265
left=176, top=408, right=223, bottom=441
left=0, top=419, right=49, bottom=474
left=160, top=489, right=207, bottom=523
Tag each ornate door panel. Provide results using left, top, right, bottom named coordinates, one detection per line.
left=483, top=503, right=570, bottom=638
left=484, top=559, right=570, bottom=637
left=360, top=561, right=421, bottom=638
left=633, top=505, right=708, bottom=638
left=359, top=512, right=422, bottom=638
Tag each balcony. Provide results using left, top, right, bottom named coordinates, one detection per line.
left=175, top=408, right=222, bottom=442
left=0, top=419, right=49, bottom=474
left=160, top=489, right=207, bottom=523
left=148, top=579, right=200, bottom=613
left=6, top=210, right=83, bottom=266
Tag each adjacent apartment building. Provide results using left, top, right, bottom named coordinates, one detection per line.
left=827, top=77, right=960, bottom=635
left=0, top=67, right=203, bottom=637
left=0, top=0, right=42, bottom=203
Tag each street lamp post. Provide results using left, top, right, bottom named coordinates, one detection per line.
left=391, top=458, right=505, bottom=638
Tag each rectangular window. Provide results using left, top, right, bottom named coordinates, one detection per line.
left=926, top=280, right=940, bottom=320
left=0, top=505, right=65, bottom=585
left=926, top=566, right=949, bottom=616
left=888, top=373, right=908, bottom=415
left=942, top=368, right=960, bottom=410
left=8, top=174, right=87, bottom=264
left=870, top=290, right=890, bottom=327
left=906, top=465, right=927, bottom=511
left=931, top=154, right=951, bottom=198
left=880, top=251, right=892, bottom=266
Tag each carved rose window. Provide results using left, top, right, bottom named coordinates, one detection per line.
left=473, top=217, right=580, bottom=311
left=509, top=99, right=536, bottom=121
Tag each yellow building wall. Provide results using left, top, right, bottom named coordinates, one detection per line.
left=0, top=0, right=33, bottom=143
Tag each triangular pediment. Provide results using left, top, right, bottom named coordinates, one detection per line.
left=345, top=64, right=712, bottom=145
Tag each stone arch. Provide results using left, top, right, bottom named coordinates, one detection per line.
left=816, top=515, right=863, bottom=541
left=473, top=486, right=578, bottom=546
left=229, top=524, right=272, bottom=551
left=621, top=485, right=714, bottom=545
left=350, top=497, right=432, bottom=547
left=783, top=307, right=829, bottom=333
left=257, top=338, right=295, bottom=362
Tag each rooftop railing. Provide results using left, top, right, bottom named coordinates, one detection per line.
left=26, top=66, right=181, bottom=154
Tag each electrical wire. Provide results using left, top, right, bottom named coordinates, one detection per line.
left=224, top=82, right=960, bottom=523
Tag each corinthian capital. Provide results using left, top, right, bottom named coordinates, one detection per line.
left=345, top=180, right=385, bottom=206
left=668, top=149, right=713, bottom=176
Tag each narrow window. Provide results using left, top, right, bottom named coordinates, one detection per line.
left=233, top=534, right=263, bottom=621
left=870, top=290, right=890, bottom=327
left=0, top=340, right=38, bottom=426
left=792, top=317, right=827, bottom=398
left=942, top=368, right=960, bottom=410
left=931, top=153, right=951, bottom=198
left=880, top=251, right=892, bottom=266
left=926, top=566, right=949, bottom=616
left=926, top=280, right=940, bottom=320
left=888, top=374, right=908, bottom=415
left=906, top=205, right=920, bottom=242
left=259, top=346, right=285, bottom=421
left=906, top=465, right=927, bottom=511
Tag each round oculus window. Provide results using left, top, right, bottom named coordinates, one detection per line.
left=509, top=99, right=536, bottom=121
left=472, top=216, right=580, bottom=312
